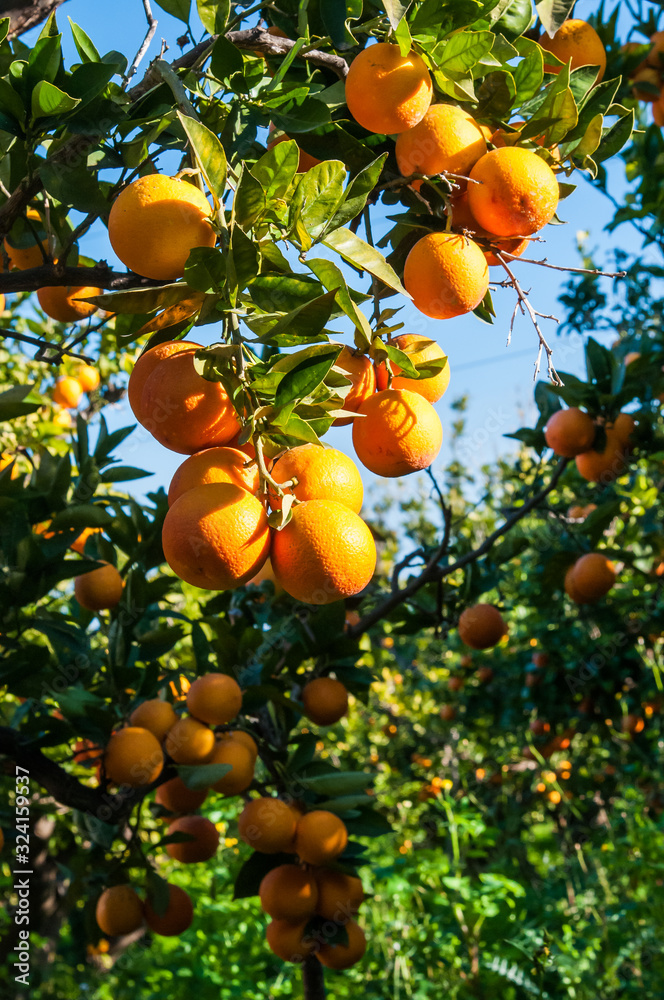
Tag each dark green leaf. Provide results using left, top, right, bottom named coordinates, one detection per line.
left=178, top=112, right=227, bottom=204
left=177, top=761, right=231, bottom=790
left=154, top=0, right=191, bottom=23
left=274, top=347, right=341, bottom=408
left=31, top=81, right=80, bottom=119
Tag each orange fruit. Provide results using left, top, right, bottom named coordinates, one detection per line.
left=269, top=444, right=363, bottom=513
left=294, top=810, right=348, bottom=865
left=219, top=729, right=258, bottom=762
left=352, top=388, right=443, bottom=478
left=259, top=864, right=319, bottom=921
left=164, top=715, right=215, bottom=765
left=469, top=148, right=559, bottom=237
left=69, top=526, right=101, bottom=555
left=52, top=376, right=83, bottom=409
left=4, top=208, right=48, bottom=269
left=564, top=564, right=584, bottom=603
left=404, top=231, right=489, bottom=319
left=166, top=815, right=219, bottom=863
left=207, top=739, right=255, bottom=795
left=267, top=125, right=321, bottom=172
left=612, top=412, right=636, bottom=444
left=247, top=557, right=284, bottom=594
left=95, top=886, right=144, bottom=937
left=374, top=334, right=450, bottom=403
left=345, top=43, right=432, bottom=135
left=74, top=562, right=123, bottom=611
left=333, top=347, right=376, bottom=425
left=163, top=483, right=270, bottom=590
left=144, top=883, right=194, bottom=936
left=140, top=350, right=240, bottom=454
left=544, top=407, right=596, bottom=457
left=449, top=192, right=530, bottom=264
left=632, top=66, right=662, bottom=102
left=575, top=427, right=628, bottom=483
left=155, top=776, right=207, bottom=815
left=271, top=500, right=376, bottom=605
left=168, top=447, right=259, bottom=506
left=318, top=919, right=367, bottom=969
left=128, top=340, right=197, bottom=424
left=568, top=553, right=616, bottom=603
left=458, top=604, right=506, bottom=650
left=439, top=704, right=456, bottom=721
left=129, top=699, right=178, bottom=741
left=624, top=351, right=641, bottom=366
left=302, top=677, right=349, bottom=726
left=75, top=364, right=100, bottom=393
left=108, top=175, right=215, bottom=280
left=396, top=104, right=487, bottom=184
left=238, top=797, right=298, bottom=853
left=186, top=672, right=243, bottom=725
left=314, top=869, right=364, bottom=921
left=38, top=285, right=100, bottom=323
left=265, top=919, right=316, bottom=963
left=104, top=727, right=164, bottom=787
left=621, top=713, right=645, bottom=735
left=476, top=666, right=493, bottom=683
left=538, top=19, right=607, bottom=83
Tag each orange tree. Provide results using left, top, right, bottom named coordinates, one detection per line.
left=2, top=0, right=663, bottom=997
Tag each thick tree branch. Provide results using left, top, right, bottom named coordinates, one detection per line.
left=0, top=261, right=164, bottom=293
left=1, top=0, right=66, bottom=38
left=303, top=955, right=326, bottom=999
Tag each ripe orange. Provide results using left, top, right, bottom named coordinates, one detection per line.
left=544, top=407, right=596, bottom=457
left=238, top=797, right=298, bottom=853
left=352, top=388, right=443, bottom=477
left=144, top=883, right=194, bottom=936
left=269, top=444, right=364, bottom=513
left=140, top=350, right=240, bottom=454
left=108, top=175, right=216, bottom=280
left=345, top=43, right=432, bottom=135
left=95, top=885, right=144, bottom=937
left=186, top=672, right=242, bottom=726
left=538, top=19, right=607, bottom=83
left=52, top=376, right=83, bottom=409
left=75, top=364, right=100, bottom=393
left=568, top=553, right=616, bottom=604
left=374, top=334, right=450, bottom=403
left=265, top=919, right=316, bottom=963
left=74, top=562, right=123, bottom=611
left=440, top=704, right=456, bottom=721
left=315, top=869, right=364, bottom=921
left=333, top=347, right=376, bottom=425
left=271, top=500, right=376, bottom=605
left=163, top=483, right=270, bottom=590
left=404, top=232, right=489, bottom=319
left=468, top=148, right=559, bottom=237
left=632, top=66, right=662, bottom=102
left=564, top=564, right=584, bottom=603
left=38, top=285, right=100, bottom=323
left=449, top=192, right=530, bottom=265
left=129, top=699, right=178, bottom=741
left=612, top=412, right=636, bottom=444
left=207, top=739, right=255, bottom=795
left=166, top=815, right=219, bottom=863
left=302, top=677, right=349, bottom=726
left=396, top=104, right=487, bottom=183
left=294, top=810, right=348, bottom=865
left=621, top=713, right=645, bottom=735
left=168, top=447, right=259, bottom=506
left=164, top=716, right=215, bottom=765
left=259, top=864, right=318, bottom=921
left=219, top=730, right=258, bottom=762
left=128, top=340, right=197, bottom=424
left=575, top=427, right=628, bottom=483
left=318, top=919, right=367, bottom=969
left=104, top=727, right=164, bottom=787
left=69, top=526, right=100, bottom=555
left=155, top=776, right=207, bottom=815
left=458, top=604, right=507, bottom=650
left=4, top=208, right=48, bottom=269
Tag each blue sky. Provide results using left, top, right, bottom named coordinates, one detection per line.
left=22, top=0, right=654, bottom=500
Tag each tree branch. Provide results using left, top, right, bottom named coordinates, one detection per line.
left=124, top=0, right=158, bottom=87
left=1, top=0, right=65, bottom=38
left=0, top=261, right=164, bottom=293
left=303, top=955, right=326, bottom=1000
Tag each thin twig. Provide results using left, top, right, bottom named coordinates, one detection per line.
left=0, top=328, right=94, bottom=364
left=507, top=256, right=627, bottom=279
left=124, top=0, right=158, bottom=87
left=497, top=253, right=563, bottom=386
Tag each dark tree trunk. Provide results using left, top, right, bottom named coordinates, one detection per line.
left=0, top=0, right=67, bottom=38
left=303, top=956, right=326, bottom=1000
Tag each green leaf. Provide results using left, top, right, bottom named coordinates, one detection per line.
left=251, top=140, right=299, bottom=202
left=274, top=346, right=341, bottom=408
left=85, top=283, right=194, bottom=314
left=27, top=34, right=62, bottom=86
left=50, top=505, right=112, bottom=530
left=154, top=0, right=192, bottom=23
left=492, top=0, right=533, bottom=38
left=233, top=165, right=266, bottom=229
left=100, top=466, right=152, bottom=483
left=0, top=383, right=41, bottom=421
left=307, top=256, right=373, bottom=343
left=253, top=289, right=338, bottom=344
left=176, top=761, right=230, bottom=790
left=528, top=65, right=578, bottom=144
left=434, top=30, right=495, bottom=78
left=177, top=112, right=227, bottom=205
left=535, top=0, right=576, bottom=37
left=197, top=0, right=230, bottom=34
left=594, top=110, right=634, bottom=164
left=184, top=247, right=227, bottom=293
left=233, top=851, right=295, bottom=900
left=321, top=0, right=362, bottom=47
left=384, top=0, right=412, bottom=30
left=289, top=161, right=347, bottom=241
left=68, top=18, right=101, bottom=62
left=382, top=343, right=420, bottom=379
left=270, top=411, right=322, bottom=444
left=297, top=771, right=374, bottom=796
left=270, top=96, right=331, bottom=134
left=394, top=15, right=413, bottom=57
left=210, top=34, right=244, bottom=82
left=31, top=81, right=80, bottom=120
left=323, top=227, right=410, bottom=298
left=512, top=38, right=543, bottom=105
left=0, top=17, right=8, bottom=45
left=145, top=871, right=171, bottom=918
left=328, top=154, right=388, bottom=233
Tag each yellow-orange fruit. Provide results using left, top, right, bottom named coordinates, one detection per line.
left=612, top=412, right=636, bottom=444
left=38, top=285, right=100, bottom=323
left=269, top=444, right=363, bottom=513
left=345, top=43, right=432, bottom=135
left=544, top=407, right=596, bottom=457
left=302, top=677, right=349, bottom=726
left=265, top=919, right=316, bottom=963
left=570, top=553, right=616, bottom=603
left=318, top=919, right=367, bottom=969
left=575, top=428, right=628, bottom=483
left=166, top=815, right=219, bottom=863
left=458, top=604, right=506, bottom=650
left=207, top=739, right=255, bottom=795
left=271, top=499, right=376, bottom=605
left=314, top=868, right=364, bottom=921
left=128, top=340, right=197, bottom=424
left=186, top=672, right=242, bottom=725
left=468, top=148, right=559, bottom=237
left=74, top=562, right=123, bottom=611
left=352, top=388, right=443, bottom=478
left=295, top=811, right=348, bottom=866
left=108, top=175, right=215, bottom=280
left=632, top=65, right=662, bottom=101
left=538, top=19, right=607, bottom=83
left=168, top=447, right=259, bottom=506
left=144, top=883, right=194, bottom=936
left=140, top=350, right=240, bottom=454
left=396, top=104, right=487, bottom=182
left=52, top=376, right=84, bottom=409
left=449, top=192, right=530, bottom=265
left=155, top=776, right=207, bottom=815
left=164, top=715, right=215, bottom=765
left=259, top=864, right=318, bottom=921
left=75, top=364, right=100, bottom=393
left=129, top=699, right=178, bottom=741
left=95, top=885, right=144, bottom=937
left=404, top=232, right=489, bottom=319
left=4, top=208, right=47, bottom=269
left=374, top=334, right=450, bottom=403
left=564, top=564, right=584, bottom=603
left=219, top=730, right=258, bottom=762
left=104, top=727, right=164, bottom=787
left=163, top=483, right=270, bottom=590
left=333, top=347, right=376, bottom=425
left=238, top=797, right=297, bottom=854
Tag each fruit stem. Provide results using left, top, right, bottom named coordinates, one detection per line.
left=302, top=955, right=326, bottom=999
left=253, top=435, right=291, bottom=499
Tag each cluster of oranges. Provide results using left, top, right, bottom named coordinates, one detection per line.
left=50, top=364, right=101, bottom=410
left=544, top=405, right=636, bottom=483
